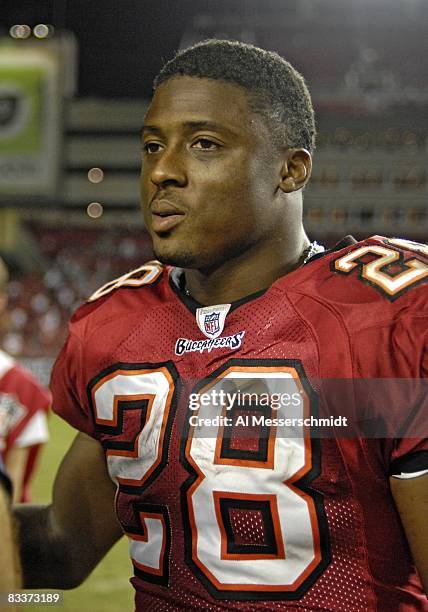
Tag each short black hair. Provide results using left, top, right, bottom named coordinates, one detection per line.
left=154, top=39, right=315, bottom=153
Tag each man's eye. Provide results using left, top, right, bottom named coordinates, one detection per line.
left=192, top=138, right=219, bottom=150
left=143, top=142, right=162, bottom=154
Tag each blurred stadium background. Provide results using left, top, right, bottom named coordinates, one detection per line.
left=0, top=0, right=427, bottom=609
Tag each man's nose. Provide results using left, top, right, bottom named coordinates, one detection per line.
left=149, top=146, right=187, bottom=188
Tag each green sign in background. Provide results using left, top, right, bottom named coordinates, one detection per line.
left=0, top=67, right=43, bottom=154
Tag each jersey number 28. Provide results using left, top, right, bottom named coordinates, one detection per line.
left=88, top=359, right=328, bottom=600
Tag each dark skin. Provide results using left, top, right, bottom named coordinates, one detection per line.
left=0, top=483, right=21, bottom=597
left=140, top=76, right=312, bottom=305
left=391, top=474, right=428, bottom=593
left=14, top=75, right=428, bottom=595
left=16, top=432, right=122, bottom=588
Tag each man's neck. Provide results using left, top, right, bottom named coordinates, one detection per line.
left=183, top=233, right=310, bottom=306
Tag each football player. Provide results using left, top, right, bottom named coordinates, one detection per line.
left=0, top=258, right=51, bottom=503
left=16, top=40, right=428, bottom=610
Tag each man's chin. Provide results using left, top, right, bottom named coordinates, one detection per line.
left=153, top=247, right=199, bottom=269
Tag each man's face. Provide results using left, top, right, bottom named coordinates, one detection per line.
left=140, top=76, right=284, bottom=271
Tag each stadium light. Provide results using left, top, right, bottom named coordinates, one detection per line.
left=87, top=202, right=104, bottom=219
left=87, top=168, right=104, bottom=184
left=33, top=24, right=54, bottom=39
left=9, top=25, right=31, bottom=39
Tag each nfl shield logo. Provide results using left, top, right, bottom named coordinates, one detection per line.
left=204, top=312, right=220, bottom=335
left=196, top=303, right=231, bottom=339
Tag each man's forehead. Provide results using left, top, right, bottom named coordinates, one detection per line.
left=144, top=76, right=256, bottom=131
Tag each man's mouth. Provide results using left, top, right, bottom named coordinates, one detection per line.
left=150, top=199, right=185, bottom=233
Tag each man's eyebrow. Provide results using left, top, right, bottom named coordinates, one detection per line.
left=141, top=121, right=238, bottom=137
left=141, top=125, right=162, bottom=136
left=182, top=121, right=238, bottom=135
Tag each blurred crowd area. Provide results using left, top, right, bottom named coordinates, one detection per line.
left=316, top=127, right=426, bottom=153
left=0, top=223, right=153, bottom=359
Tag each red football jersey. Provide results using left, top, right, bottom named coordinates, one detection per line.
left=51, top=236, right=428, bottom=611
left=0, top=350, right=52, bottom=501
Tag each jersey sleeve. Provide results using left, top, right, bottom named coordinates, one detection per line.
left=50, top=329, right=95, bottom=438
left=14, top=411, right=49, bottom=447
left=388, top=312, right=428, bottom=466
left=0, top=363, right=52, bottom=451
left=352, top=300, right=428, bottom=470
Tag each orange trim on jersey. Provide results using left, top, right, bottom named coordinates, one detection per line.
left=335, top=245, right=428, bottom=296
left=117, top=367, right=175, bottom=487
left=363, top=257, right=428, bottom=295
left=106, top=394, right=154, bottom=457
left=128, top=511, right=167, bottom=576
left=87, top=261, right=163, bottom=302
left=285, top=482, right=322, bottom=586
left=93, top=366, right=175, bottom=488
left=213, top=491, right=285, bottom=561
left=121, top=262, right=163, bottom=289
left=334, top=245, right=397, bottom=273
left=188, top=365, right=308, bottom=470
left=91, top=368, right=156, bottom=427
left=212, top=366, right=281, bottom=469
left=285, top=370, right=312, bottom=482
left=214, top=406, right=277, bottom=470
left=185, top=364, right=319, bottom=592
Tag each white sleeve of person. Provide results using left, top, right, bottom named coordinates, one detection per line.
left=389, top=450, right=428, bottom=479
left=392, top=469, right=428, bottom=479
left=13, top=411, right=49, bottom=447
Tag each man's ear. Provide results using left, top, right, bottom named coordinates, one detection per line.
left=279, top=148, right=312, bottom=193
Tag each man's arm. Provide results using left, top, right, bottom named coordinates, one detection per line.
left=390, top=473, right=428, bottom=594
left=15, top=432, right=123, bottom=589
left=5, top=446, right=30, bottom=504
left=0, top=483, right=21, bottom=592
